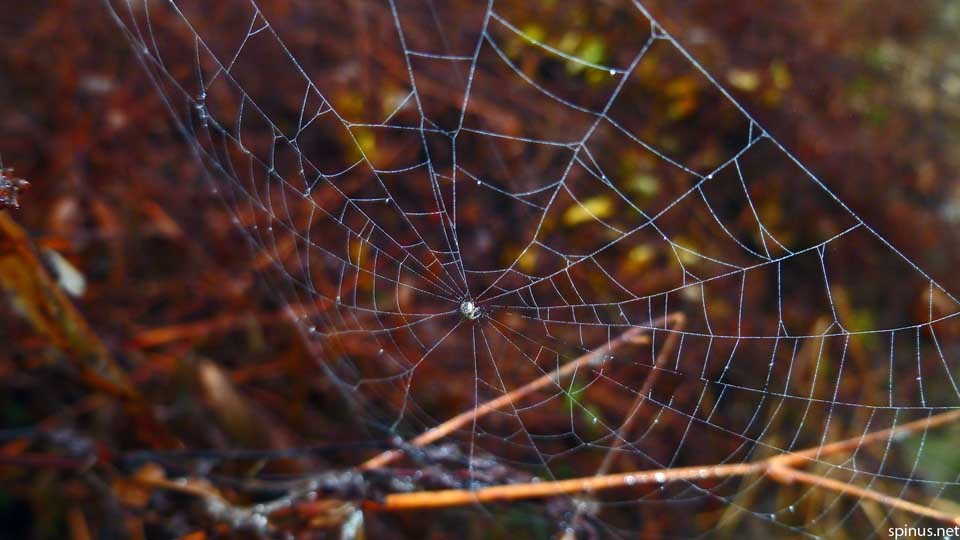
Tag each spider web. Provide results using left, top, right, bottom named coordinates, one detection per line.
left=105, top=0, right=960, bottom=537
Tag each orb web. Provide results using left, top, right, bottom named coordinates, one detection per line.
left=104, top=0, right=960, bottom=537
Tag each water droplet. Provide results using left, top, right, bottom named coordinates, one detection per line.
left=624, top=475, right=637, bottom=486
left=252, top=514, right=269, bottom=530
left=378, top=348, right=384, bottom=355
left=698, top=468, right=708, bottom=479
left=608, top=68, right=616, bottom=76
left=788, top=505, right=795, bottom=513
left=654, top=472, right=666, bottom=483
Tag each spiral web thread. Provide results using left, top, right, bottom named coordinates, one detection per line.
left=107, top=0, right=960, bottom=537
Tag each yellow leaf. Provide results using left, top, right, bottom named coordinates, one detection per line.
left=519, top=23, right=546, bottom=44
left=770, top=60, right=792, bottom=90
left=628, top=245, right=655, bottom=266
left=518, top=247, right=538, bottom=272
left=727, top=68, right=761, bottom=92
left=665, top=76, right=699, bottom=98
left=563, top=196, right=614, bottom=226
left=628, top=174, right=659, bottom=196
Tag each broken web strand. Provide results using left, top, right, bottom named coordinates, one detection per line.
left=103, top=0, right=960, bottom=537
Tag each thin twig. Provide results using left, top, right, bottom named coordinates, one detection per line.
left=565, top=314, right=686, bottom=532
left=768, top=409, right=960, bottom=469
left=368, top=462, right=759, bottom=511
left=361, top=315, right=674, bottom=470
left=364, top=408, right=960, bottom=525
left=766, top=465, right=960, bottom=525
left=596, top=313, right=686, bottom=476
left=125, top=309, right=294, bottom=349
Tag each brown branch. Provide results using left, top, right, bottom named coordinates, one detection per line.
left=125, top=309, right=294, bottom=349
left=135, top=475, right=223, bottom=501
left=768, top=409, right=960, bottom=469
left=595, top=313, right=686, bottom=476
left=766, top=465, right=960, bottom=525
left=0, top=452, right=95, bottom=470
left=368, top=462, right=759, bottom=511
left=364, top=408, right=960, bottom=526
left=565, top=314, right=686, bottom=531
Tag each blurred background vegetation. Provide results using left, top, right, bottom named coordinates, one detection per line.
left=1, top=1, right=960, bottom=538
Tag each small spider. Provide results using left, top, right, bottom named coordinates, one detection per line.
left=460, top=299, right=481, bottom=320
left=0, top=166, right=29, bottom=210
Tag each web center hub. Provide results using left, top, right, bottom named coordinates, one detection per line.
left=460, top=300, right=481, bottom=320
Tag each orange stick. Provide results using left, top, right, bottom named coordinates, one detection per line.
left=360, top=315, right=675, bottom=470
left=363, top=408, right=960, bottom=525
